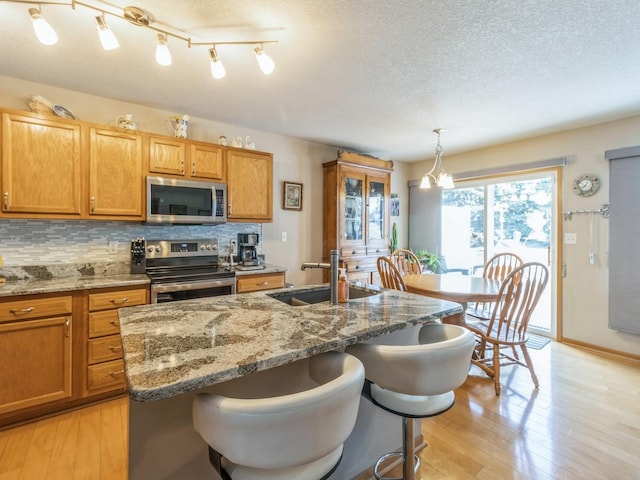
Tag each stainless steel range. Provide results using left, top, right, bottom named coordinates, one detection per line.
left=131, top=238, right=236, bottom=303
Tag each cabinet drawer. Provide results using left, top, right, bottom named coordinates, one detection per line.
left=343, top=258, right=377, bottom=274
left=89, top=310, right=120, bottom=338
left=88, top=335, right=123, bottom=365
left=366, top=246, right=389, bottom=257
left=0, top=296, right=72, bottom=323
left=237, top=272, right=285, bottom=293
left=89, top=288, right=147, bottom=311
left=340, top=247, right=367, bottom=258
left=87, top=359, right=126, bottom=392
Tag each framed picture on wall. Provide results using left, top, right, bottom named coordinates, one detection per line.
left=283, top=181, right=303, bottom=210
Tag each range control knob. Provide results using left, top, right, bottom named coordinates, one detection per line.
left=147, top=246, right=154, bottom=253
left=154, top=246, right=161, bottom=253
left=200, top=245, right=205, bottom=250
left=205, top=244, right=211, bottom=250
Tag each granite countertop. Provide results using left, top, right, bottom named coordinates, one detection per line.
left=232, top=263, right=286, bottom=275
left=118, top=284, right=463, bottom=402
left=0, top=273, right=150, bottom=297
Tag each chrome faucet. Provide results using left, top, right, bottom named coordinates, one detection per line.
left=301, top=250, right=339, bottom=305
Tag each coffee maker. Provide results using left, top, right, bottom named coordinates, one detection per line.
left=237, top=233, right=259, bottom=266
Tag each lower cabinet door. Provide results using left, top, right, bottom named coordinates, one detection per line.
left=0, top=316, right=72, bottom=414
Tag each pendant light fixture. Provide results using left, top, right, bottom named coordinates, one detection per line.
left=28, top=7, right=58, bottom=45
left=95, top=14, right=119, bottom=50
left=155, top=33, right=172, bottom=66
left=15, top=1, right=278, bottom=79
left=209, top=47, right=226, bottom=79
left=419, top=129, right=455, bottom=189
left=254, top=45, right=275, bottom=75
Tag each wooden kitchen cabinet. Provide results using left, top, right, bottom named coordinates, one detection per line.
left=323, top=151, right=393, bottom=284
left=189, top=141, right=224, bottom=180
left=237, top=271, right=285, bottom=293
left=0, top=294, right=73, bottom=415
left=148, top=136, right=186, bottom=176
left=1, top=111, right=82, bottom=217
left=88, top=127, right=145, bottom=219
left=148, top=136, right=224, bottom=181
left=85, top=286, right=148, bottom=395
left=226, top=148, right=273, bottom=222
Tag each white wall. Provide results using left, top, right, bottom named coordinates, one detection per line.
left=408, top=117, right=640, bottom=356
left=0, top=75, right=411, bottom=288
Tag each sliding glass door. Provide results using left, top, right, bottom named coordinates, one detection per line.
left=441, top=171, right=558, bottom=336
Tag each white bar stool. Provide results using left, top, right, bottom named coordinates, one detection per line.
left=346, top=323, right=475, bottom=480
left=192, top=351, right=365, bottom=480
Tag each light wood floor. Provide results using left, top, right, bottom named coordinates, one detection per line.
left=1, top=342, right=639, bottom=480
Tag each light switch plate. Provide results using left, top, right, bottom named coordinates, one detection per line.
left=281, top=232, right=287, bottom=242
left=564, top=233, right=577, bottom=244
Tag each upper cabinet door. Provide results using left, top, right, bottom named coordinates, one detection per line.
left=226, top=150, right=273, bottom=222
left=89, top=128, right=144, bottom=218
left=148, top=136, right=185, bottom=176
left=189, top=142, right=224, bottom=180
left=1, top=113, right=82, bottom=216
left=366, top=174, right=390, bottom=248
left=340, top=169, right=366, bottom=247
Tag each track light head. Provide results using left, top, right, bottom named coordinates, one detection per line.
left=254, top=45, right=275, bottom=75
left=155, top=33, right=172, bottom=66
left=95, top=15, right=119, bottom=50
left=28, top=7, right=58, bottom=45
left=209, top=47, right=226, bottom=79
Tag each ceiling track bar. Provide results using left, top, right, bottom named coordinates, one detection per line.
left=3, top=0, right=279, bottom=48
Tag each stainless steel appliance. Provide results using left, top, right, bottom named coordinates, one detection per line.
left=137, top=238, right=236, bottom=303
left=146, top=176, right=227, bottom=224
left=237, top=233, right=259, bottom=266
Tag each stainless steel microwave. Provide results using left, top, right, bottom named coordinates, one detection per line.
left=146, top=176, right=227, bottom=224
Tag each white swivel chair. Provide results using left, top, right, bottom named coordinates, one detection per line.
left=346, top=323, right=475, bottom=480
left=193, top=351, right=365, bottom=480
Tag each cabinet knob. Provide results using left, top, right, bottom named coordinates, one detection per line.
left=3, top=192, right=8, bottom=211
left=90, top=196, right=95, bottom=213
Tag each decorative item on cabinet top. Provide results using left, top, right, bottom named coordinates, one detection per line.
left=116, top=114, right=137, bottom=130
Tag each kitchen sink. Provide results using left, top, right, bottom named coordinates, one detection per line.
left=267, top=285, right=381, bottom=306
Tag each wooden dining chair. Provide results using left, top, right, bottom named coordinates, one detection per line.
left=465, top=262, right=549, bottom=395
left=467, top=252, right=523, bottom=321
left=377, top=256, right=408, bottom=291
left=389, top=249, right=423, bottom=276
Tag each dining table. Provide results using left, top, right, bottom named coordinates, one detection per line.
left=403, top=273, right=502, bottom=326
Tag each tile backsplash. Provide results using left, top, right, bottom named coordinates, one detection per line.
left=0, top=219, right=262, bottom=266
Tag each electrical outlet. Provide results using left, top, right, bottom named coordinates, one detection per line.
left=564, top=233, right=577, bottom=244
left=108, top=241, right=119, bottom=253
left=281, top=232, right=287, bottom=242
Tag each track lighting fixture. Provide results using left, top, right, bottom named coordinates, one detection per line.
left=95, top=14, right=119, bottom=51
left=209, top=47, right=226, bottom=79
left=155, top=33, right=172, bottom=66
left=419, top=129, right=455, bottom=189
left=254, top=45, right=275, bottom=75
left=14, top=1, right=278, bottom=78
left=28, top=7, right=58, bottom=45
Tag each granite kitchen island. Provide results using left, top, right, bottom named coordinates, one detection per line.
left=118, top=284, right=463, bottom=479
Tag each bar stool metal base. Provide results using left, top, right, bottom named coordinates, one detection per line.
left=373, top=416, right=420, bottom=480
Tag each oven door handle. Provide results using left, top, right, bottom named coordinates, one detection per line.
left=150, top=278, right=236, bottom=295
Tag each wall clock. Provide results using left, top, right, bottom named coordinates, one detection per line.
left=573, top=174, right=600, bottom=197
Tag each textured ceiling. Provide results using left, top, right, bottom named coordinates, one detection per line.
left=1, top=0, right=640, bottom=162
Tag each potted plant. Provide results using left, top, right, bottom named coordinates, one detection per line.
left=415, top=249, right=442, bottom=273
